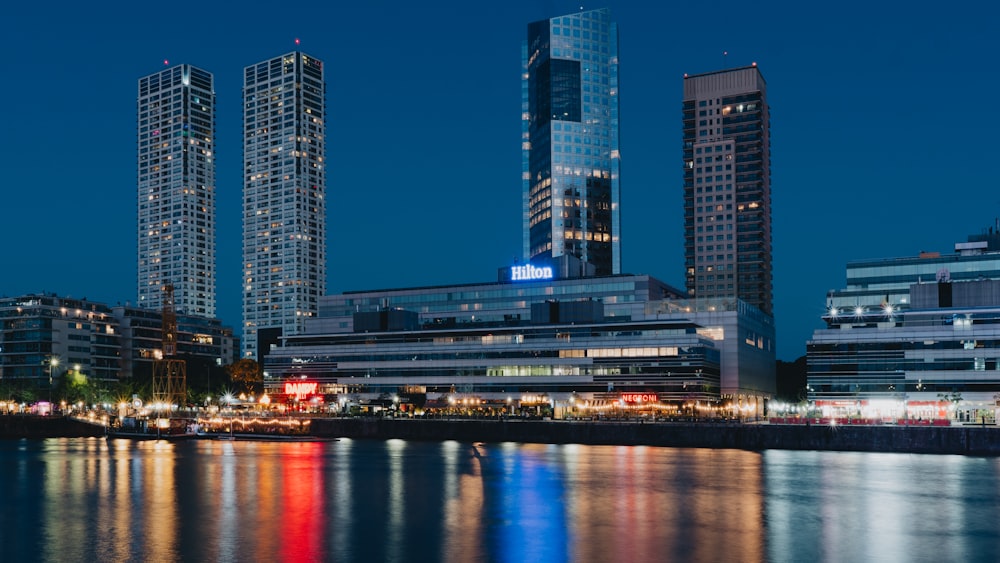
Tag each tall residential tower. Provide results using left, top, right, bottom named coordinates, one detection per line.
left=242, top=52, right=327, bottom=359
left=137, top=64, right=216, bottom=317
left=522, top=8, right=620, bottom=275
left=682, top=65, right=772, bottom=314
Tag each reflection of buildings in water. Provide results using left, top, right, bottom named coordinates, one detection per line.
left=685, top=449, right=765, bottom=561
left=442, top=441, right=484, bottom=563
left=484, top=443, right=570, bottom=562
left=279, top=442, right=326, bottom=562
left=555, top=446, right=765, bottom=562
left=330, top=439, right=355, bottom=562
left=604, top=446, right=662, bottom=561
left=385, top=439, right=406, bottom=563
left=41, top=439, right=183, bottom=563
left=110, top=441, right=135, bottom=562
left=137, top=440, right=179, bottom=563
left=207, top=440, right=243, bottom=559
left=40, top=440, right=121, bottom=561
left=560, top=445, right=665, bottom=562
left=764, top=451, right=982, bottom=561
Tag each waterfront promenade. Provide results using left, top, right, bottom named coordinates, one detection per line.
left=3, top=415, right=999, bottom=455
left=310, top=417, right=1000, bottom=456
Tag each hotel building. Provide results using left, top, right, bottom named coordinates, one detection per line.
left=807, top=229, right=1000, bottom=422
left=682, top=65, right=772, bottom=314
left=522, top=8, right=621, bottom=275
left=137, top=64, right=217, bottom=317
left=263, top=264, right=774, bottom=413
left=242, top=52, right=327, bottom=360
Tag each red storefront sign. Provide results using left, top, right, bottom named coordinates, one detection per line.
left=621, top=393, right=658, bottom=403
left=284, top=381, right=318, bottom=400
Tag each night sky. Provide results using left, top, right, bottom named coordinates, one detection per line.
left=2, top=1, right=998, bottom=361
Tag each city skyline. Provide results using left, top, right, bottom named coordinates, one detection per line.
left=3, top=1, right=999, bottom=361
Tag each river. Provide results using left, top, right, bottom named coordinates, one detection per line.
left=1, top=438, right=997, bottom=562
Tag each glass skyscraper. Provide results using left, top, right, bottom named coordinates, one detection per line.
left=242, top=52, right=327, bottom=360
left=136, top=64, right=216, bottom=317
left=682, top=66, right=772, bottom=315
left=522, top=8, right=620, bottom=276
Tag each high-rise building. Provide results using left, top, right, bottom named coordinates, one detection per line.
left=522, top=8, right=620, bottom=275
left=242, top=52, right=327, bottom=360
left=682, top=65, right=772, bottom=314
left=137, top=64, right=216, bottom=317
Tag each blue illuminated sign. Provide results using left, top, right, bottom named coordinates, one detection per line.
left=511, top=264, right=553, bottom=281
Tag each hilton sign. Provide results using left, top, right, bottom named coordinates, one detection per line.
left=511, top=264, right=554, bottom=281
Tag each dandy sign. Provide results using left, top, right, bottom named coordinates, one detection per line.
left=284, top=381, right=318, bottom=400
left=511, top=263, right=553, bottom=281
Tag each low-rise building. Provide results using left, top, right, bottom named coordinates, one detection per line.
left=0, top=295, right=119, bottom=389
left=0, top=293, right=238, bottom=396
left=263, top=266, right=775, bottom=415
left=808, top=230, right=1000, bottom=423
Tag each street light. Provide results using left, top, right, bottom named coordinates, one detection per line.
left=48, top=357, right=59, bottom=403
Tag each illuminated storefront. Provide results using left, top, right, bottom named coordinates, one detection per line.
left=808, top=232, right=1000, bottom=423
left=261, top=270, right=774, bottom=415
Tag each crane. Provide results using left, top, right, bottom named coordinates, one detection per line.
left=152, top=284, right=187, bottom=409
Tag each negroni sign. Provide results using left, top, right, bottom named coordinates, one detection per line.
left=284, top=381, right=318, bottom=400
left=621, top=393, right=658, bottom=403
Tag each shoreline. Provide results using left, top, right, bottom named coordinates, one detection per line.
left=313, top=418, right=1000, bottom=456
left=3, top=415, right=999, bottom=456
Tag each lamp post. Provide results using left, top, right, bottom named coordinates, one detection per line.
left=48, top=357, right=59, bottom=404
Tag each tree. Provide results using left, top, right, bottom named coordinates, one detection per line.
left=225, top=359, right=262, bottom=394
left=57, top=370, right=100, bottom=406
left=776, top=356, right=808, bottom=403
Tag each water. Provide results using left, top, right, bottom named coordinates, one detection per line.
left=1, top=438, right=998, bottom=563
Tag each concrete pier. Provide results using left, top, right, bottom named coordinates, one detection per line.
left=312, top=418, right=1000, bottom=456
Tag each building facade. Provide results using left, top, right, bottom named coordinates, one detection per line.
left=808, top=231, right=1000, bottom=422
left=113, top=305, right=239, bottom=382
left=242, top=52, right=327, bottom=360
left=0, top=294, right=238, bottom=394
left=682, top=65, right=772, bottom=314
left=0, top=295, right=119, bottom=388
left=522, top=8, right=621, bottom=275
left=263, top=270, right=775, bottom=411
left=137, top=64, right=217, bottom=317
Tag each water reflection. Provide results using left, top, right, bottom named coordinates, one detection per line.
left=1, top=439, right=998, bottom=562
left=763, top=450, right=1000, bottom=563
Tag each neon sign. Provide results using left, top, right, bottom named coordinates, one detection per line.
left=511, top=264, right=553, bottom=281
left=621, top=393, right=658, bottom=403
left=284, top=381, right=318, bottom=400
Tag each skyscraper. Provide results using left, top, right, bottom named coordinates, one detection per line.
left=522, top=8, right=620, bottom=275
left=137, top=64, right=216, bottom=317
left=682, top=65, right=772, bottom=314
left=242, top=52, right=326, bottom=360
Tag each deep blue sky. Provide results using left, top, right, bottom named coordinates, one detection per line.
left=2, top=1, right=998, bottom=361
